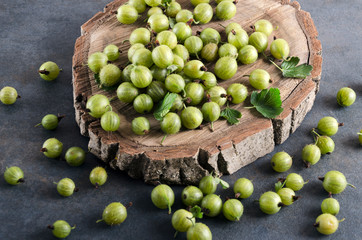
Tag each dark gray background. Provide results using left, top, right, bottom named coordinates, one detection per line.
left=0, top=0, right=361, bottom=239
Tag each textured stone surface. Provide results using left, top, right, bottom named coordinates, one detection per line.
left=0, top=0, right=361, bottom=239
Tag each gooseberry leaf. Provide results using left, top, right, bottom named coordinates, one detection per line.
left=280, top=57, right=313, bottom=79
left=250, top=88, right=284, bottom=119
left=190, top=205, right=203, bottom=219
left=169, top=17, right=176, bottom=29
left=220, top=107, right=242, bottom=125
left=94, top=74, right=118, bottom=91
left=275, top=181, right=286, bottom=192
left=153, top=92, right=178, bottom=121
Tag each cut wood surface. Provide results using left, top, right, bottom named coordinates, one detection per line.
left=72, top=0, right=322, bottom=184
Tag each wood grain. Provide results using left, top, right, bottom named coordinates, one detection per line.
left=72, top=0, right=322, bottom=184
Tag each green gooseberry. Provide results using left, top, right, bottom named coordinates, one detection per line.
left=358, top=129, right=362, bottom=145
left=132, top=117, right=150, bottom=135
left=117, top=82, right=139, bottom=103
left=147, top=13, right=169, bottom=33
left=145, top=0, right=162, bottom=7
left=173, top=54, right=184, bottom=73
left=190, top=0, right=210, bottom=6
left=207, top=86, right=227, bottom=106
left=225, top=22, right=243, bottom=35
left=314, top=213, right=344, bottom=235
left=4, top=166, right=24, bottom=185
left=101, top=111, right=120, bottom=132
left=187, top=223, right=212, bottom=240
left=128, top=44, right=145, bottom=62
left=160, top=112, right=182, bottom=136
left=129, top=0, right=147, bottom=13
left=238, top=45, right=258, bottom=65
left=129, top=28, right=151, bottom=45
left=86, top=94, right=110, bottom=118
left=150, top=65, right=168, bottom=82
left=156, top=30, right=178, bottom=50
left=249, top=69, right=271, bottom=90
left=132, top=48, right=153, bottom=68
left=254, top=19, right=273, bottom=36
left=228, top=29, right=249, bottom=50
left=200, top=72, right=217, bottom=90
left=319, top=170, right=355, bottom=194
left=173, top=22, right=192, bottom=43
left=194, top=3, right=213, bottom=24
left=171, top=209, right=195, bottom=232
left=218, top=43, right=238, bottom=58
left=184, top=36, right=204, bottom=56
left=316, top=135, right=335, bottom=155
left=116, top=5, right=138, bottom=24
left=41, top=138, right=63, bottom=158
left=317, top=116, right=340, bottom=136
left=233, top=178, right=253, bottom=199
left=227, top=83, right=248, bottom=104
left=285, top=173, right=308, bottom=191
left=270, top=38, right=290, bottom=60
left=201, top=194, right=223, bottom=217
left=170, top=94, right=184, bottom=112
left=0, top=86, right=19, bottom=105
left=215, top=1, right=236, bottom=20
left=181, top=107, right=203, bottom=130
left=130, top=65, right=152, bottom=88
left=199, top=175, right=218, bottom=195
left=151, top=184, right=175, bottom=214
left=222, top=199, right=244, bottom=221
left=337, top=87, right=356, bottom=107
left=277, top=187, right=299, bottom=206
left=321, top=197, right=340, bottom=215
left=175, top=9, right=193, bottom=23
left=182, top=186, right=203, bottom=207
left=166, top=1, right=181, bottom=18
left=99, top=64, right=121, bottom=87
left=259, top=191, right=283, bottom=214
left=148, top=7, right=163, bottom=17
left=185, top=82, right=204, bottom=105
left=103, top=44, right=120, bottom=61
left=121, top=64, right=135, bottom=82
left=36, top=114, right=64, bottom=130
left=133, top=94, right=154, bottom=114
left=89, top=166, right=108, bottom=188
left=173, top=44, right=190, bottom=62
left=201, top=43, right=219, bottom=62
left=48, top=220, right=75, bottom=239
left=146, top=81, right=167, bottom=102
left=152, top=45, right=174, bottom=68
left=271, top=151, right=292, bottom=173
left=302, top=144, right=321, bottom=166
left=201, top=101, right=220, bottom=131
left=65, top=147, right=86, bottom=167
left=165, top=74, right=185, bottom=93
left=248, top=32, right=268, bottom=53
left=38, top=61, right=60, bottom=81
left=87, top=52, right=108, bottom=73
left=184, top=60, right=207, bottom=79
left=97, top=202, right=128, bottom=225
left=55, top=178, right=77, bottom=197
left=214, top=56, right=238, bottom=80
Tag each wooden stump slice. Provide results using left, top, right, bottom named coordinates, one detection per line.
left=72, top=0, right=322, bottom=184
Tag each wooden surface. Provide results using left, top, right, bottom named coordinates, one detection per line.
left=72, top=0, right=322, bottom=184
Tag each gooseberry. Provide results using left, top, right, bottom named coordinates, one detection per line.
left=227, top=83, right=248, bottom=104
left=316, top=135, right=335, bottom=155
left=277, top=187, right=300, bottom=206
left=228, top=29, right=249, bottom=50
left=302, top=144, right=321, bottom=167
left=270, top=38, right=290, bottom=60
left=148, top=7, right=163, bottom=17
left=170, top=94, right=184, bottom=112
left=184, top=36, right=203, bottom=57
left=101, top=111, right=120, bottom=132
left=314, top=213, right=343, bottom=235
left=55, top=178, right=77, bottom=197
left=117, top=82, right=139, bottom=103
left=165, top=74, right=185, bottom=93
left=133, top=94, right=154, bottom=114
left=173, top=22, right=192, bottom=43
left=35, top=114, right=64, bottom=130
left=121, top=64, right=135, bottom=82
left=249, top=69, right=271, bottom=90
left=201, top=102, right=220, bottom=131
left=145, top=0, right=161, bottom=7
left=201, top=194, right=223, bottom=217
left=89, top=166, right=108, bottom=188
left=151, top=65, right=168, bottom=82
left=129, top=0, right=146, bottom=13
left=319, top=170, right=355, bottom=194
left=182, top=186, right=203, bottom=207
left=184, top=60, right=207, bottom=78
left=173, top=44, right=190, bottom=62
left=285, top=173, right=308, bottom=191
left=147, top=81, right=167, bottom=102
left=128, top=44, right=145, bottom=62
left=166, top=1, right=181, bottom=17
left=271, top=151, right=292, bottom=173
left=181, top=107, right=203, bottom=129
left=191, top=0, right=210, bottom=6
left=88, top=52, right=108, bottom=73
left=148, top=13, right=169, bottom=33
left=130, top=65, right=152, bottom=88
left=222, top=199, right=244, bottom=221
left=194, top=3, right=213, bottom=24
left=218, top=43, right=238, bottom=58
left=152, top=45, right=174, bottom=68
left=151, top=184, right=175, bottom=214
left=97, top=202, right=129, bottom=225
left=248, top=32, right=268, bottom=53
left=321, top=197, right=340, bottom=215
left=214, top=56, right=238, bottom=80
left=207, top=86, right=227, bottom=106
left=216, top=1, right=236, bottom=20
left=173, top=54, right=184, bottom=72
left=254, top=19, right=273, bottom=36
left=132, top=117, right=150, bottom=135
left=201, top=43, right=219, bottom=62
left=132, top=48, right=154, bottom=68
left=4, top=166, right=24, bottom=185
left=156, top=30, right=178, bottom=49
left=99, top=64, right=121, bottom=87
left=200, top=72, right=217, bottom=89
left=39, top=61, right=60, bottom=81
left=259, top=191, right=283, bottom=214
left=233, top=178, right=254, bottom=199
left=103, top=44, right=120, bottom=61
left=116, top=5, right=138, bottom=24
left=65, top=147, right=86, bottom=167
left=41, top=138, right=63, bottom=159
left=185, top=82, right=204, bottom=105
left=0, top=86, right=19, bottom=105
left=160, top=112, right=182, bottom=143
left=48, top=220, right=75, bottom=239
left=200, top=28, right=221, bottom=45
left=317, top=116, right=340, bottom=136
left=238, top=45, right=258, bottom=65
left=187, top=223, right=212, bottom=240
left=86, top=94, right=110, bottom=118
left=171, top=209, right=195, bottom=232
left=337, top=87, right=356, bottom=107
left=225, top=22, right=243, bottom=35
left=176, top=10, right=193, bottom=23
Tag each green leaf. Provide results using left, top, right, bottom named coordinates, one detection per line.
left=169, top=17, right=176, bottom=29
left=153, top=92, right=178, bottom=121
left=280, top=56, right=313, bottom=79
left=275, top=181, right=286, bottom=192
left=190, top=205, right=203, bottom=219
left=250, top=88, right=284, bottom=119
left=218, top=179, right=230, bottom=189
left=94, top=73, right=118, bottom=91
left=220, top=107, right=242, bottom=125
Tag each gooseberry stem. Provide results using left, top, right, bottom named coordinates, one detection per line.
left=71, top=225, right=76, bottom=230
left=47, top=225, right=54, bottom=230
left=347, top=183, right=356, bottom=189
left=242, top=75, right=250, bottom=77
left=174, top=231, right=179, bottom=238
left=339, top=218, right=345, bottom=223
left=218, top=23, right=226, bottom=28
left=357, top=133, right=362, bottom=136
left=161, top=135, right=167, bottom=145
left=244, top=106, right=255, bottom=109
left=311, top=129, right=320, bottom=137
left=210, top=122, right=214, bottom=132
left=38, top=69, right=50, bottom=75
left=34, top=123, right=42, bottom=127
left=17, top=178, right=25, bottom=183
left=96, top=219, right=104, bottom=223
left=269, top=59, right=283, bottom=72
